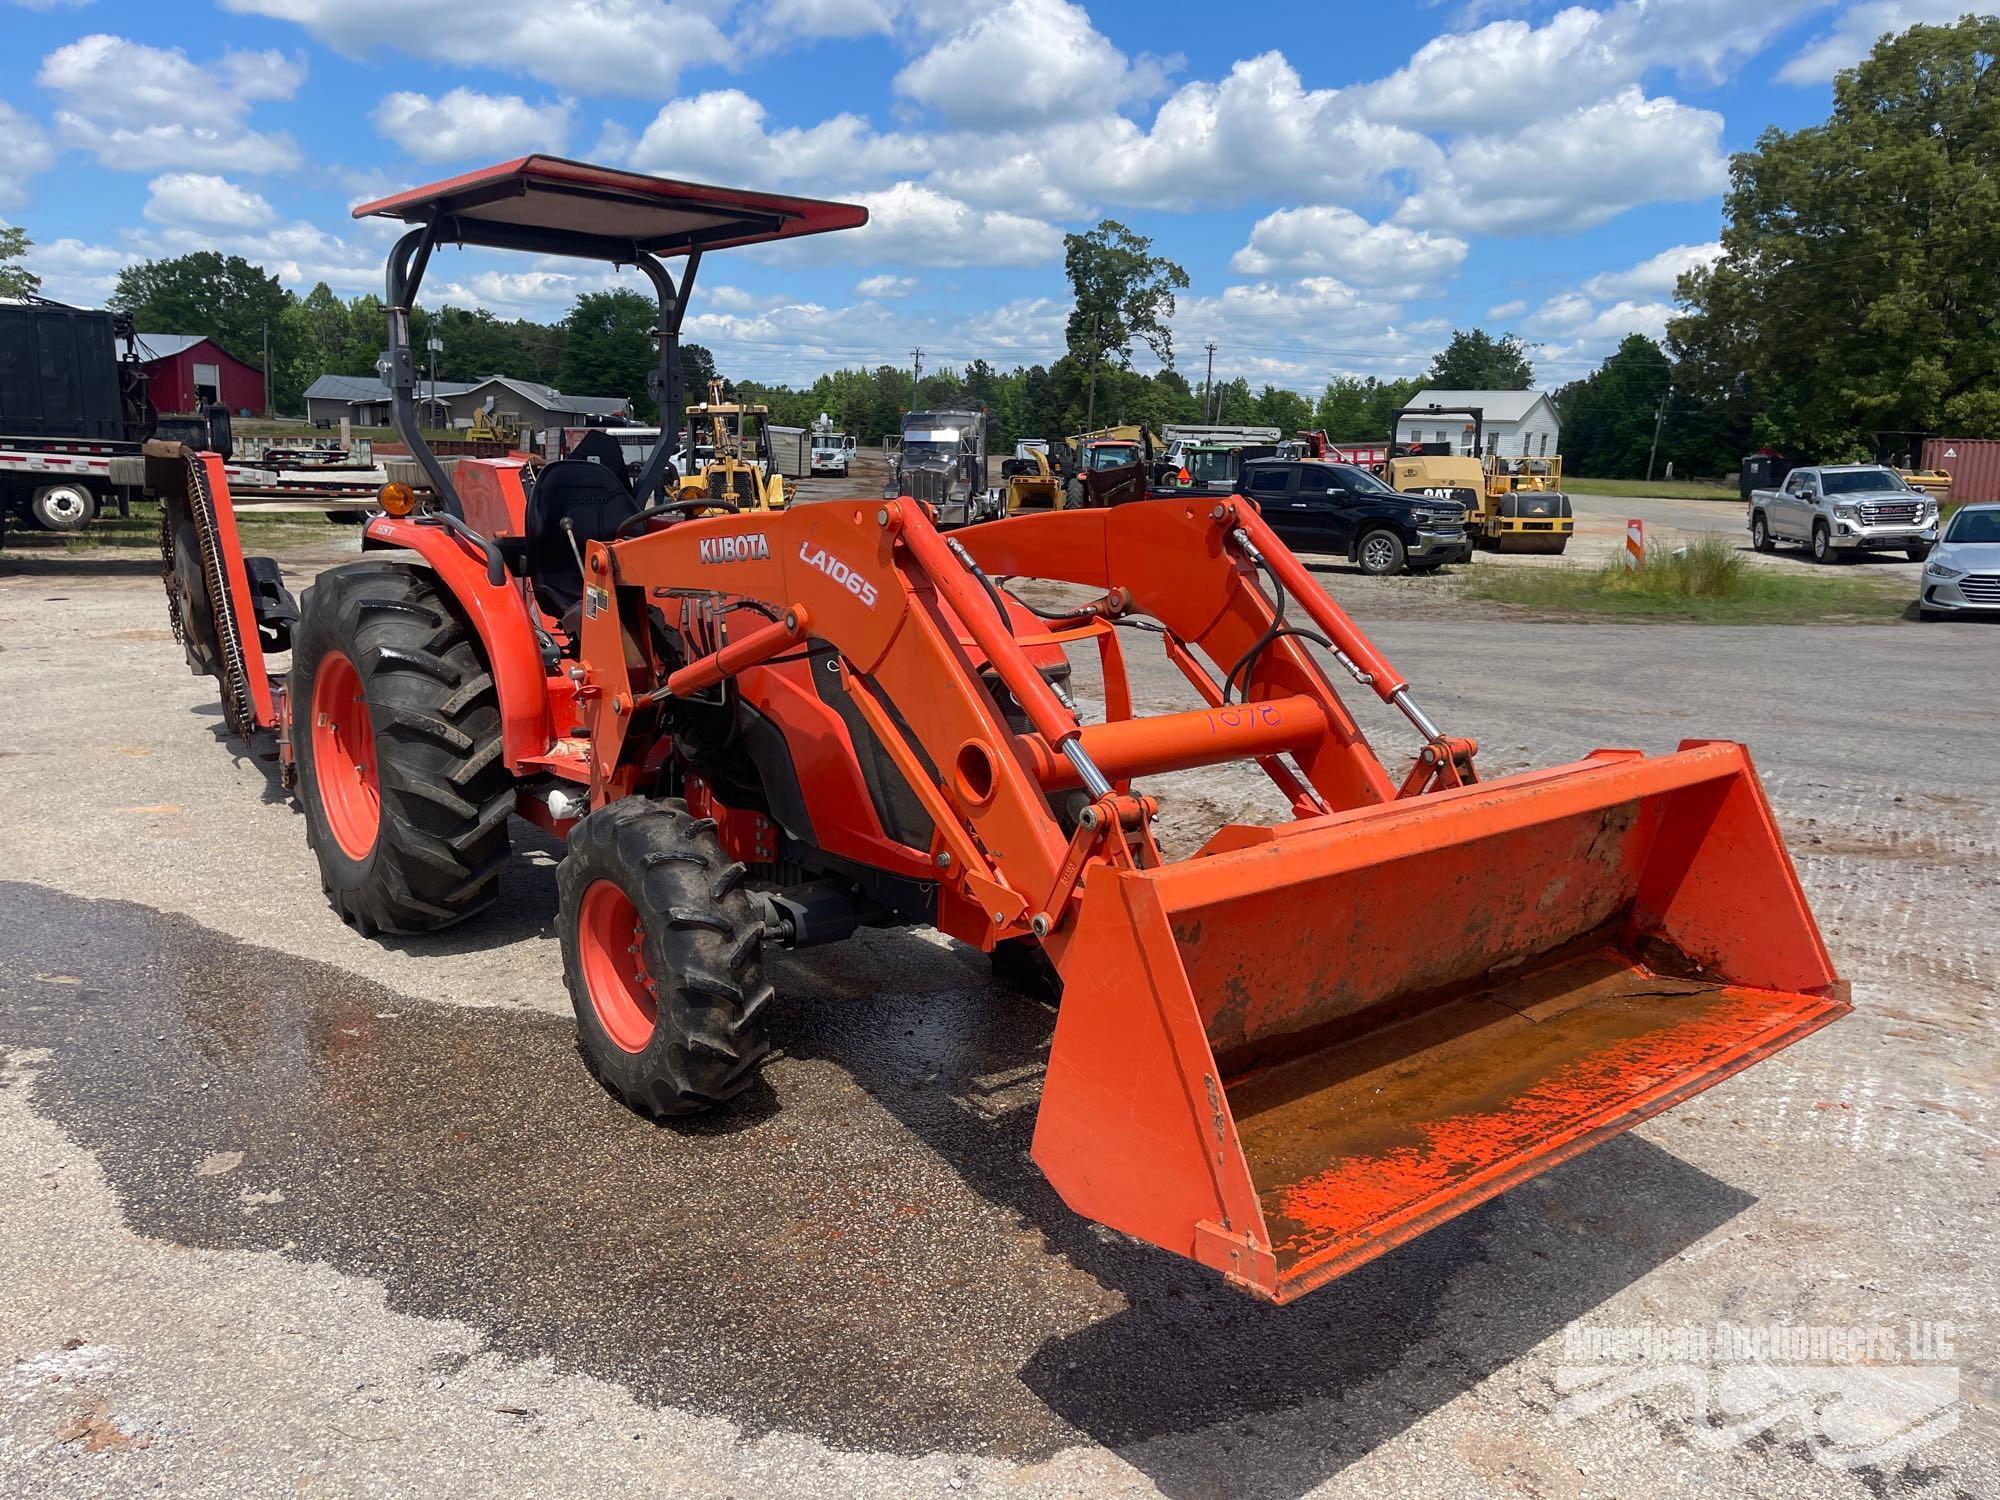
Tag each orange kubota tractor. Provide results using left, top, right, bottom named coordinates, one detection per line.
left=156, top=157, right=1848, bottom=1304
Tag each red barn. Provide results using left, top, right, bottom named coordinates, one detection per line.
left=135, top=333, right=266, bottom=416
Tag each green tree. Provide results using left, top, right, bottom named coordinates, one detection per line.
left=1063, top=219, right=1190, bottom=429
left=0, top=225, right=41, bottom=299
left=679, top=341, right=717, bottom=399
left=559, top=289, right=658, bottom=418
left=1254, top=384, right=1314, bottom=435
left=1425, top=328, right=1535, bottom=390
left=1314, top=374, right=1422, bottom=441
left=1555, top=335, right=1674, bottom=477
left=109, top=252, right=290, bottom=367
left=1670, top=16, right=2000, bottom=454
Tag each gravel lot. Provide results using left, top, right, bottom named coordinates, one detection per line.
left=0, top=511, right=1993, bottom=1498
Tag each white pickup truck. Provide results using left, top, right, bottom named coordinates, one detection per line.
left=1747, top=464, right=1940, bottom=564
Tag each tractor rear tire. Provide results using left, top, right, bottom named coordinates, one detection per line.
left=557, top=798, right=774, bottom=1118
left=291, top=561, right=513, bottom=935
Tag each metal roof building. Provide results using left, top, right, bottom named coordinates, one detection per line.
left=1398, top=389, right=1562, bottom=459
left=303, top=373, right=631, bottom=430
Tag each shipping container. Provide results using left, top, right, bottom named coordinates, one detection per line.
left=1921, top=437, right=2000, bottom=504
left=0, top=304, right=129, bottom=442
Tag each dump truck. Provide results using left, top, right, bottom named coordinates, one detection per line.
left=154, top=154, right=1847, bottom=1305
left=0, top=299, right=373, bottom=536
left=886, top=408, right=1001, bottom=527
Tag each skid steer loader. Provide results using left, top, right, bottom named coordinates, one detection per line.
left=156, top=156, right=1847, bottom=1303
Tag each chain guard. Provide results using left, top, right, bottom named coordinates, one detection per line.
left=158, top=454, right=257, bottom=740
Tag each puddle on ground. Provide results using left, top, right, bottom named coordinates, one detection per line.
left=0, top=879, right=1745, bottom=1462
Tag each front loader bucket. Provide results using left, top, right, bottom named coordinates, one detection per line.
left=1032, top=742, right=1847, bottom=1302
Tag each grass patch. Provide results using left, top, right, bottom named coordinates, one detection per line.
left=1463, top=534, right=1906, bottom=624
left=1564, top=475, right=1740, bottom=501
left=47, top=506, right=350, bottom=553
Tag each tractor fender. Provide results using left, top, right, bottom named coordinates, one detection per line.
left=363, top=516, right=554, bottom=770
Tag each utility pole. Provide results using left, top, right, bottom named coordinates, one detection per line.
left=1646, top=381, right=1673, bottom=483
left=909, top=347, right=924, bottom=410
left=427, top=333, right=442, bottom=427
left=1202, top=339, right=1217, bottom=424
left=1083, top=312, right=1102, bottom=433
left=262, top=319, right=271, bottom=418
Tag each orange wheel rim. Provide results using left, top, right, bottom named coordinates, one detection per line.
left=311, top=650, right=379, bottom=861
left=578, top=880, right=656, bottom=1052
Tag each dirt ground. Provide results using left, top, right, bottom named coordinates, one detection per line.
left=0, top=511, right=1994, bottom=1499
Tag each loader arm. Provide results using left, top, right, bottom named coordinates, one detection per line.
left=580, top=495, right=1460, bottom=939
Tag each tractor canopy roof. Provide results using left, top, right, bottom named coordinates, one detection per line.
left=353, top=155, right=869, bottom=262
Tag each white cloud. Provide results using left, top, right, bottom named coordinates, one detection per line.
left=625, top=89, right=917, bottom=186
left=143, top=173, right=275, bottom=228
left=1361, top=7, right=1614, bottom=132
left=894, top=0, right=1168, bottom=127
left=1514, top=240, right=1727, bottom=373
left=219, top=0, right=731, bottom=95
left=1398, top=89, right=1727, bottom=235
left=1582, top=240, right=1722, bottom=300
left=12, top=0, right=96, bottom=11
left=855, top=273, right=917, bottom=297
left=1046, top=51, right=1440, bottom=207
left=372, top=88, right=573, bottom=162
left=1487, top=299, right=1528, bottom=320
left=1530, top=290, right=1676, bottom=344
left=847, top=181, right=1061, bottom=267
left=1778, top=1, right=1970, bottom=84
left=0, top=101, right=55, bottom=206
left=20, top=236, right=138, bottom=305
left=753, top=0, right=904, bottom=39
left=1230, top=206, right=1468, bottom=289
left=36, top=34, right=303, bottom=172
left=1165, top=276, right=1437, bottom=388
left=1362, top=1, right=1821, bottom=132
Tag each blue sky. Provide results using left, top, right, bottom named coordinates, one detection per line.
left=0, top=0, right=1967, bottom=392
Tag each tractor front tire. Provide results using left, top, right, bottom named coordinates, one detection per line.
left=291, top=561, right=513, bottom=935
left=557, top=798, right=774, bottom=1117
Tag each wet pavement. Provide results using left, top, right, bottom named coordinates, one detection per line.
left=0, top=878, right=1758, bottom=1477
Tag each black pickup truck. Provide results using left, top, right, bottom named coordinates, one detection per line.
left=1236, top=458, right=1471, bottom=575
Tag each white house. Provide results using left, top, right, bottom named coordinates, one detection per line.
left=1397, top=389, right=1561, bottom=459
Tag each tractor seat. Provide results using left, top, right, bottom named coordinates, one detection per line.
left=524, top=459, right=639, bottom=618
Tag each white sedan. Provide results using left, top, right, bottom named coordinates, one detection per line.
left=1917, top=503, right=2000, bottom=619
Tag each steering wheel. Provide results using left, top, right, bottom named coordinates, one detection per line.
left=615, top=495, right=743, bottom=538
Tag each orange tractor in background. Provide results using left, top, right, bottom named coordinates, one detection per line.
left=157, top=157, right=1847, bottom=1303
